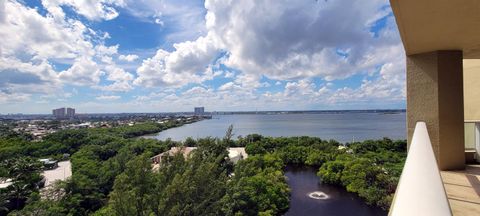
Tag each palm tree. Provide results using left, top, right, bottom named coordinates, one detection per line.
left=9, top=158, right=42, bottom=181
left=2, top=157, right=42, bottom=211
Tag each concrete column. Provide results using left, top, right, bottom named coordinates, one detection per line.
left=407, top=50, right=465, bottom=170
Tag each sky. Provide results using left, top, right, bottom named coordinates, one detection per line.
left=0, top=0, right=406, bottom=114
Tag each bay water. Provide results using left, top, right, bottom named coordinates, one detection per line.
left=145, top=112, right=406, bottom=143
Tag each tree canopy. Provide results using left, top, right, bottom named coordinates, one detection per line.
left=1, top=123, right=406, bottom=215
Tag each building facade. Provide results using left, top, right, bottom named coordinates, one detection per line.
left=52, top=108, right=65, bottom=119
left=52, top=107, right=75, bottom=119
left=66, top=108, right=75, bottom=118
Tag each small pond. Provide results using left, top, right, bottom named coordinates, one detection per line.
left=284, top=166, right=387, bottom=216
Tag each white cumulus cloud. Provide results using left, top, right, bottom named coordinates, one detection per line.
left=135, top=0, right=404, bottom=105
left=118, top=54, right=139, bottom=62
left=96, top=95, right=121, bottom=100
left=41, top=0, right=125, bottom=21
left=134, top=34, right=221, bottom=87
left=58, top=57, right=103, bottom=86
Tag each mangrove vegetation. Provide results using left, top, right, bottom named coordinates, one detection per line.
left=0, top=123, right=406, bottom=216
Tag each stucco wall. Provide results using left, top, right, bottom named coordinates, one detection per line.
left=407, top=51, right=465, bottom=170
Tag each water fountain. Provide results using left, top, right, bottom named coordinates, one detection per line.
left=308, top=191, right=329, bottom=200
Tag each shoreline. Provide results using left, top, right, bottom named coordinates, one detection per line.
left=0, top=109, right=406, bottom=118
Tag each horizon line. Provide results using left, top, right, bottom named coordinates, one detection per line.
left=0, top=108, right=406, bottom=116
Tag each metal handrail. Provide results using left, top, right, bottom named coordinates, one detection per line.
left=389, top=122, right=452, bottom=216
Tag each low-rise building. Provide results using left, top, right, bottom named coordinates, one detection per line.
left=39, top=158, right=58, bottom=170
left=0, top=178, right=13, bottom=189
left=151, top=147, right=248, bottom=170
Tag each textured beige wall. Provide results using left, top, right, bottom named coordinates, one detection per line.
left=464, top=60, right=480, bottom=121
left=407, top=51, right=465, bottom=170
left=407, top=52, right=439, bottom=153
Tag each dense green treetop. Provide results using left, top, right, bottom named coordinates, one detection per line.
left=0, top=124, right=406, bottom=215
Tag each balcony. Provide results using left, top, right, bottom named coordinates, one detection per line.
left=441, top=165, right=480, bottom=216
left=386, top=1, right=480, bottom=214
left=390, top=122, right=480, bottom=216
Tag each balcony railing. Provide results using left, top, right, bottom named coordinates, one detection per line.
left=389, top=122, right=452, bottom=216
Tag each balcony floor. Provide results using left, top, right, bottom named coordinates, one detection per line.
left=441, top=164, right=480, bottom=216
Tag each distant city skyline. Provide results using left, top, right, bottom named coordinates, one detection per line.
left=0, top=0, right=405, bottom=113
left=0, top=108, right=406, bottom=116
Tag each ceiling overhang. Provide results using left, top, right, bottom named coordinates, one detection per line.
left=390, top=0, right=480, bottom=59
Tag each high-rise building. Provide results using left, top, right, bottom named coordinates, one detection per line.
left=52, top=108, right=66, bottom=119
left=52, top=107, right=75, bottom=119
left=194, top=107, right=205, bottom=116
left=66, top=108, right=75, bottom=118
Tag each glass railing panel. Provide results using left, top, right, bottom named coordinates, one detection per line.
left=465, top=122, right=476, bottom=150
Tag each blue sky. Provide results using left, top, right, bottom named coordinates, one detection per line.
left=0, top=0, right=405, bottom=114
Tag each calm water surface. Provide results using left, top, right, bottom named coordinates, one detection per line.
left=284, top=166, right=387, bottom=216
left=146, top=113, right=406, bottom=143
left=146, top=113, right=401, bottom=215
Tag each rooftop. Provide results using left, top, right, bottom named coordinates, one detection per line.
left=42, top=161, right=72, bottom=187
